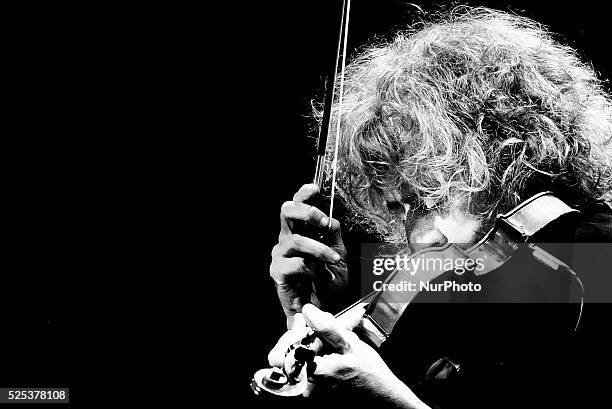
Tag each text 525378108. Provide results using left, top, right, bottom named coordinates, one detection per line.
left=1, top=388, right=69, bottom=403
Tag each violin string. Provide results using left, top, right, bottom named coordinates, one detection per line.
left=572, top=272, right=584, bottom=331
left=328, top=0, right=351, bottom=228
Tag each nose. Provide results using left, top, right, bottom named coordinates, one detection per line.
left=407, top=214, right=448, bottom=252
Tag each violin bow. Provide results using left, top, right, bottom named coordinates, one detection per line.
left=313, top=0, right=352, bottom=227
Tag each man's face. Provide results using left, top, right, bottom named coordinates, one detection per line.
left=384, top=192, right=483, bottom=252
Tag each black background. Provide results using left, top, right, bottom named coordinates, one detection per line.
left=5, top=0, right=611, bottom=406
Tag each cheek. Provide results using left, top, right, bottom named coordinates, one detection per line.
left=434, top=215, right=481, bottom=244
left=407, top=214, right=447, bottom=250
left=410, top=227, right=445, bottom=244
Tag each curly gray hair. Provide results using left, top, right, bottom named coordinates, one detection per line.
left=319, top=7, right=612, bottom=241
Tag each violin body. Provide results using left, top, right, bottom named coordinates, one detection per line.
left=354, top=191, right=580, bottom=347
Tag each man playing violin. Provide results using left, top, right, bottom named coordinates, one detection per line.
left=266, top=8, right=612, bottom=408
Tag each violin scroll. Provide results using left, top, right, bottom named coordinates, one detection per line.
left=251, top=331, right=317, bottom=397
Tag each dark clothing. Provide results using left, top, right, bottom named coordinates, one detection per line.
left=381, top=204, right=612, bottom=408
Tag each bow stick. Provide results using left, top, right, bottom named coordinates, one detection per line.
left=313, top=0, right=352, bottom=227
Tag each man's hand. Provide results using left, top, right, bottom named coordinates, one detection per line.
left=267, top=304, right=430, bottom=409
left=270, top=184, right=348, bottom=328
